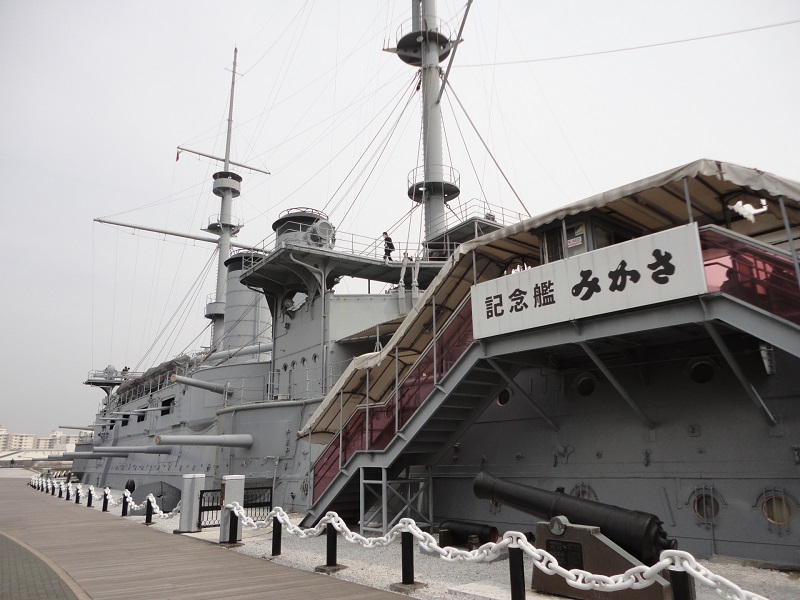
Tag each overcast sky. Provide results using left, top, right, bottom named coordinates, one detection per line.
left=2, top=1, right=799, bottom=436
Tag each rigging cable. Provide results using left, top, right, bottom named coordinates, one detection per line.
left=445, top=80, right=530, bottom=217
left=156, top=248, right=219, bottom=362
left=457, top=18, right=800, bottom=67
left=136, top=249, right=217, bottom=370
left=322, top=72, right=420, bottom=217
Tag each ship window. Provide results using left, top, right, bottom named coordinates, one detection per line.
left=542, top=228, right=563, bottom=264
left=692, top=492, right=720, bottom=522
left=137, top=405, right=147, bottom=422
left=312, top=353, right=318, bottom=363
left=120, top=414, right=129, bottom=427
left=160, top=397, right=174, bottom=416
left=762, top=494, right=792, bottom=525
left=301, top=357, right=307, bottom=366
left=282, top=363, right=288, bottom=372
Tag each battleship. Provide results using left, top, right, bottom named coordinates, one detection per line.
left=71, top=0, right=799, bottom=570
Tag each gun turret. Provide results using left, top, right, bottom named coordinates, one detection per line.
left=473, top=471, right=675, bottom=565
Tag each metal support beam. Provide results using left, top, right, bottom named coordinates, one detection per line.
left=703, top=322, right=778, bottom=426
left=578, top=342, right=655, bottom=430
left=778, top=196, right=800, bottom=294
left=485, top=358, right=559, bottom=432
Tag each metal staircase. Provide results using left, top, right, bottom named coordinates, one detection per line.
left=301, top=298, right=522, bottom=529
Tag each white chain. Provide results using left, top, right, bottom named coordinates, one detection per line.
left=225, top=504, right=766, bottom=600
left=121, top=489, right=180, bottom=517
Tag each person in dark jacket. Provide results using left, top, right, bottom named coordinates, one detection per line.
left=383, top=232, right=395, bottom=261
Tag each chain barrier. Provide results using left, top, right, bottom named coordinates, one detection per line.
left=121, top=489, right=181, bottom=518
left=25, top=479, right=767, bottom=600
left=225, top=504, right=766, bottom=600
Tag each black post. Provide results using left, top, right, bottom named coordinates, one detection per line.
left=508, top=546, right=525, bottom=600
left=65, top=486, right=71, bottom=501
left=145, top=498, right=153, bottom=524
left=122, top=494, right=129, bottom=516
left=271, top=516, right=282, bottom=556
left=58, top=485, right=63, bottom=498
left=401, top=531, right=414, bottom=585
left=326, top=523, right=337, bottom=567
left=102, top=490, right=109, bottom=512
left=75, top=487, right=81, bottom=504
left=51, top=483, right=55, bottom=496
left=87, top=489, right=93, bottom=508
left=228, top=511, right=239, bottom=544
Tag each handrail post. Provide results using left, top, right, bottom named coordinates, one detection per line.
left=58, top=483, right=63, bottom=499
left=102, top=490, right=109, bottom=512
left=314, top=522, right=346, bottom=573
left=75, top=486, right=81, bottom=504
left=87, top=488, right=93, bottom=508
left=144, top=498, right=154, bottom=525
left=271, top=516, right=282, bottom=556
left=389, top=531, right=425, bottom=592
left=227, top=510, right=239, bottom=544
left=122, top=494, right=129, bottom=516
left=65, top=485, right=71, bottom=501
left=509, top=546, right=525, bottom=600
left=401, top=531, right=414, bottom=584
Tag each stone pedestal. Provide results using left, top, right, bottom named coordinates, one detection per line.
left=174, top=474, right=207, bottom=534
left=219, top=475, right=245, bottom=544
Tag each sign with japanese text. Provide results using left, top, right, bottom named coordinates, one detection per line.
left=471, top=224, right=707, bottom=339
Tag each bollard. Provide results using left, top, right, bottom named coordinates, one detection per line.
left=51, top=483, right=55, bottom=496
left=75, top=487, right=81, bottom=504
left=508, top=546, right=525, bottom=600
left=87, top=489, right=93, bottom=508
left=58, top=484, right=63, bottom=499
left=65, top=486, right=71, bottom=501
left=271, top=516, right=282, bottom=556
left=326, top=523, right=337, bottom=567
left=227, top=511, right=239, bottom=545
left=122, top=494, right=129, bottom=517
left=389, top=531, right=425, bottom=593
left=401, top=531, right=414, bottom=585
left=144, top=498, right=154, bottom=525
left=102, top=490, right=109, bottom=513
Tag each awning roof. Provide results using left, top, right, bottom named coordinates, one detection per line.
left=299, top=159, right=800, bottom=441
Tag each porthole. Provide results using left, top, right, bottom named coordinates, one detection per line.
left=291, top=361, right=296, bottom=369
left=762, top=494, right=792, bottom=525
left=301, top=357, right=307, bottom=366
left=687, top=358, right=715, bottom=384
left=692, top=492, right=720, bottom=522
left=312, top=353, right=318, bottom=363
left=574, top=373, right=596, bottom=397
left=496, top=389, right=510, bottom=406
left=282, top=363, right=288, bottom=372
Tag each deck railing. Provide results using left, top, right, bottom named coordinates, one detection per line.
left=700, top=226, right=800, bottom=325
left=312, top=299, right=474, bottom=502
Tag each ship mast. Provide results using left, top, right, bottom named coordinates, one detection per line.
left=394, top=0, right=460, bottom=246
left=205, top=49, right=243, bottom=347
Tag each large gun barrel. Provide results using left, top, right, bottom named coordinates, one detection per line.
left=473, top=471, right=675, bottom=565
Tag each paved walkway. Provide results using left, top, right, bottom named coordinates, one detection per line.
left=0, top=469, right=399, bottom=600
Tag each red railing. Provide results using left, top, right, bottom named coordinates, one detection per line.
left=700, top=227, right=800, bottom=325
left=313, top=300, right=474, bottom=501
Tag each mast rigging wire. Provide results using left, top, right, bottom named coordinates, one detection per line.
left=445, top=80, right=530, bottom=217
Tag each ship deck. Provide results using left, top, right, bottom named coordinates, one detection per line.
left=0, top=470, right=398, bottom=600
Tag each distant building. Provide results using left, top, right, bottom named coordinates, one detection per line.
left=0, top=426, right=77, bottom=453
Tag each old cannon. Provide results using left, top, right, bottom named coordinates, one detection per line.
left=473, top=471, right=675, bottom=565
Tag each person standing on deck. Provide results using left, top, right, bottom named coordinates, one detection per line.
left=383, top=232, right=395, bottom=261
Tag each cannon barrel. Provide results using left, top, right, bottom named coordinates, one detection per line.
left=473, top=471, right=675, bottom=565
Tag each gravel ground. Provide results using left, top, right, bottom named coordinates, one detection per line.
left=94, top=487, right=800, bottom=599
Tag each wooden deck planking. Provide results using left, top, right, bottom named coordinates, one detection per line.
left=0, top=479, right=400, bottom=600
